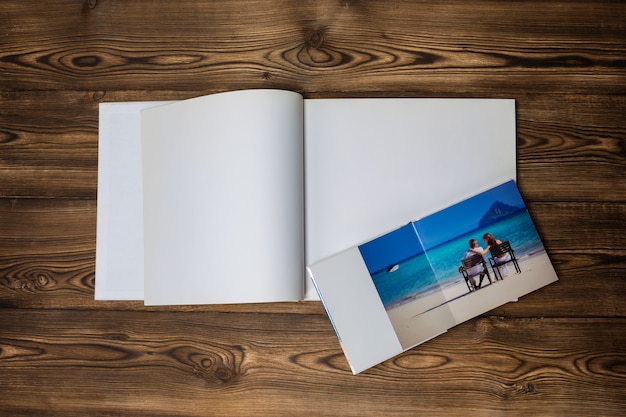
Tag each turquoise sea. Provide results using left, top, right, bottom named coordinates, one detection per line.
left=370, top=210, right=545, bottom=309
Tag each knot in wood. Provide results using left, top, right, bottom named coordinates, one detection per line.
left=72, top=55, right=101, bottom=68
left=298, top=29, right=344, bottom=69
left=214, top=366, right=234, bottom=382
left=306, top=30, right=325, bottom=49
left=36, top=274, right=49, bottom=286
left=92, top=91, right=106, bottom=101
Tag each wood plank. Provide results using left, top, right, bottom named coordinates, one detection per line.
left=1, top=309, right=624, bottom=416
left=1, top=1, right=624, bottom=94
left=0, top=91, right=99, bottom=199
left=0, top=198, right=623, bottom=317
left=0, top=90, right=624, bottom=200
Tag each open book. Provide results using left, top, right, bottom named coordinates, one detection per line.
left=96, top=89, right=518, bottom=306
left=308, top=179, right=558, bottom=373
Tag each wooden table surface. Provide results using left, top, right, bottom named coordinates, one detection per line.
left=1, top=1, right=625, bottom=416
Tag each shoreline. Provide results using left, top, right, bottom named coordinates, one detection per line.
left=386, top=248, right=547, bottom=311
left=386, top=249, right=557, bottom=348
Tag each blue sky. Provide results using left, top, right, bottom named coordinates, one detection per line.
left=413, top=180, right=525, bottom=250
left=358, top=223, right=424, bottom=274
left=358, top=180, right=525, bottom=273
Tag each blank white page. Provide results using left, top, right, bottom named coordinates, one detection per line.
left=304, top=98, right=516, bottom=298
left=95, top=101, right=172, bottom=300
left=142, top=90, right=304, bottom=305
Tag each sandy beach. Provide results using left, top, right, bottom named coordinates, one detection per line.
left=387, top=249, right=558, bottom=348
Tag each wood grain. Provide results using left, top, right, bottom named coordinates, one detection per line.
left=0, top=0, right=625, bottom=415
left=1, top=310, right=624, bottom=416
left=1, top=1, right=625, bottom=94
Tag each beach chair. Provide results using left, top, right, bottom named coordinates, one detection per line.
left=488, top=241, right=521, bottom=280
left=460, top=254, right=492, bottom=292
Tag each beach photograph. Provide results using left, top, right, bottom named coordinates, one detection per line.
left=358, top=180, right=559, bottom=349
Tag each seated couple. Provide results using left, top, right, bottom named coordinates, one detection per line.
left=463, top=233, right=512, bottom=278
left=459, top=234, right=512, bottom=290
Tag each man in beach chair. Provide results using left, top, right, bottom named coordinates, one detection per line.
left=458, top=239, right=492, bottom=292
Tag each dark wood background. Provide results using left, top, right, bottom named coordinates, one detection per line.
left=1, top=1, right=625, bottom=416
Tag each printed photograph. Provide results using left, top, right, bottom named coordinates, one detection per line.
left=358, top=180, right=558, bottom=348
